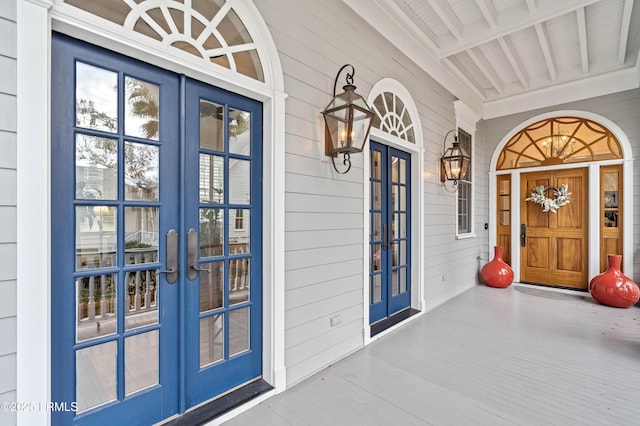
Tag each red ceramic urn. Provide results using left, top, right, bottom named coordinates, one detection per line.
left=481, top=246, right=514, bottom=288
left=590, top=254, right=639, bottom=308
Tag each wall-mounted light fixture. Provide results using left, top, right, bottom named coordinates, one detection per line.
left=440, top=129, right=470, bottom=189
left=322, top=64, right=375, bottom=174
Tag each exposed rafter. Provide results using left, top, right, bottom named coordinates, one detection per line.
left=534, top=22, right=557, bottom=81
left=425, top=0, right=464, bottom=40
left=475, top=0, right=498, bottom=29
left=576, top=7, right=588, bottom=74
left=437, top=0, right=601, bottom=58
left=618, top=0, right=634, bottom=65
left=344, top=0, right=640, bottom=118
left=497, top=36, right=529, bottom=88
left=381, top=0, right=439, bottom=50
left=467, top=47, right=504, bottom=94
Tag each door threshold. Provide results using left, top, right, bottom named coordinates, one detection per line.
left=370, top=308, right=420, bottom=337
left=160, top=379, right=273, bottom=426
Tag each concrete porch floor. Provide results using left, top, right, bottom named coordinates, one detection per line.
left=221, top=284, right=640, bottom=425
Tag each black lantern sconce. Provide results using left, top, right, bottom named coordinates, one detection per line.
left=322, top=64, right=375, bottom=174
left=440, top=129, right=470, bottom=190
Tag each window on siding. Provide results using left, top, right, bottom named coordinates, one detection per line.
left=457, top=129, right=472, bottom=235
left=235, top=209, right=244, bottom=230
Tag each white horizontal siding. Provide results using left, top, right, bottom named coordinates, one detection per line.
left=0, top=4, right=16, bottom=421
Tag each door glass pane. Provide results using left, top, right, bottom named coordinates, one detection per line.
left=372, top=213, right=381, bottom=241
left=603, top=172, right=618, bottom=190
left=229, top=159, right=250, bottom=205
left=76, top=62, right=118, bottom=133
left=392, top=184, right=399, bottom=210
left=124, top=142, right=159, bottom=200
left=229, top=108, right=250, bottom=155
left=76, top=134, right=118, bottom=200
left=372, top=274, right=382, bottom=302
left=200, top=314, right=224, bottom=367
left=400, top=267, right=407, bottom=293
left=125, top=77, right=160, bottom=140
left=229, top=258, right=250, bottom=305
left=400, top=240, right=407, bottom=265
left=200, top=100, right=224, bottom=152
left=399, top=213, right=407, bottom=238
left=125, top=330, right=159, bottom=395
left=76, top=341, right=117, bottom=413
left=392, top=157, right=399, bottom=183
left=399, top=159, right=407, bottom=184
left=125, top=270, right=158, bottom=330
left=372, top=150, right=382, bottom=179
left=230, top=209, right=250, bottom=253
left=391, top=269, right=399, bottom=295
left=76, top=206, right=117, bottom=270
left=200, top=261, right=223, bottom=312
left=200, top=208, right=224, bottom=257
left=124, top=207, right=159, bottom=264
left=200, top=154, right=224, bottom=203
left=76, top=274, right=117, bottom=342
left=392, top=213, right=399, bottom=238
left=400, top=186, right=406, bottom=210
left=229, top=308, right=250, bottom=356
left=371, top=243, right=381, bottom=272
left=372, top=182, right=382, bottom=210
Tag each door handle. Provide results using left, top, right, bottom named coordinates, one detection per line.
left=158, top=229, right=178, bottom=284
left=187, top=228, right=209, bottom=280
left=521, top=223, right=526, bottom=247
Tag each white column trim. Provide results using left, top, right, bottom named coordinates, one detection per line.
left=16, top=1, right=53, bottom=425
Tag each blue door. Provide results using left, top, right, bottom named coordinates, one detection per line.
left=51, top=33, right=262, bottom=425
left=369, top=142, right=411, bottom=325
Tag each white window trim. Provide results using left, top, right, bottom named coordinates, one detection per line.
left=16, top=1, right=287, bottom=424
left=454, top=100, right=480, bottom=239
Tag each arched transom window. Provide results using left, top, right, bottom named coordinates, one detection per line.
left=64, top=0, right=264, bottom=81
left=370, top=92, right=416, bottom=143
left=497, top=117, right=622, bottom=170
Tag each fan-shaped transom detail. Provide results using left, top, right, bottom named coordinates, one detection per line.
left=64, top=0, right=264, bottom=81
left=371, top=91, right=416, bottom=144
left=497, top=117, right=622, bottom=170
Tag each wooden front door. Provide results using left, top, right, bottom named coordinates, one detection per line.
left=520, top=168, right=588, bottom=289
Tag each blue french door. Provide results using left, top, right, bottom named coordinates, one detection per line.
left=369, top=142, right=411, bottom=324
left=51, top=34, right=262, bottom=425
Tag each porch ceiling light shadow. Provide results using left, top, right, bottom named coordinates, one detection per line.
left=440, top=129, right=470, bottom=192
left=322, top=64, right=375, bottom=174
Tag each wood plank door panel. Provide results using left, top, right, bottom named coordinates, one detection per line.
left=520, top=168, right=588, bottom=289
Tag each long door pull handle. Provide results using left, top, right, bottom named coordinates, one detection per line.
left=520, top=224, right=526, bottom=247
left=159, top=229, right=178, bottom=284
left=187, top=228, right=210, bottom=280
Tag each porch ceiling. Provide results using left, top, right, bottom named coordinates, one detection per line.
left=343, top=0, right=640, bottom=118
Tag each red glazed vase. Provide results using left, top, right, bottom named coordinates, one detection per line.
left=481, top=246, right=514, bottom=288
left=589, top=254, right=639, bottom=308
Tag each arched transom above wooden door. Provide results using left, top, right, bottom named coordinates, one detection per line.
left=497, top=117, right=623, bottom=170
